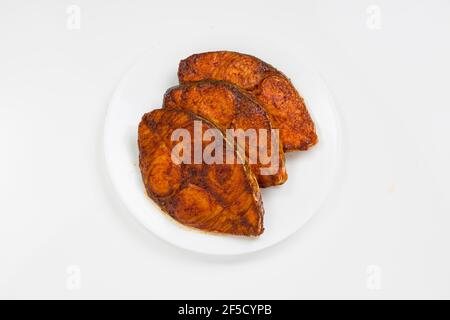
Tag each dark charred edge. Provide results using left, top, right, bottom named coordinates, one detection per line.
left=163, top=79, right=270, bottom=129
left=165, top=79, right=269, bottom=116
left=178, top=50, right=278, bottom=75
left=177, top=51, right=319, bottom=152
left=162, top=80, right=288, bottom=188
left=138, top=108, right=264, bottom=237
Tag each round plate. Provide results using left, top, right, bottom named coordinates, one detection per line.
left=104, top=38, right=342, bottom=255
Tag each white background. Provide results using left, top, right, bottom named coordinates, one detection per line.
left=1, top=0, right=449, bottom=299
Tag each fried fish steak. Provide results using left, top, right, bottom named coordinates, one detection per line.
left=138, top=108, right=264, bottom=236
left=163, top=80, right=287, bottom=188
left=178, top=51, right=318, bottom=152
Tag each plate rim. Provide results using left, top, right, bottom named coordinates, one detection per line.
left=103, top=50, right=344, bottom=256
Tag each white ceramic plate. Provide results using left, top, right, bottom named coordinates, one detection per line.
left=104, top=39, right=342, bottom=255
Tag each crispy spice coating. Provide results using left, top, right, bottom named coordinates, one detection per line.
left=178, top=51, right=318, bottom=152
left=163, top=80, right=287, bottom=188
left=138, top=108, right=264, bottom=236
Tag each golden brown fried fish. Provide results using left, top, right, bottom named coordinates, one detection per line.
left=178, top=51, right=318, bottom=152
left=163, top=80, right=287, bottom=188
left=138, top=108, right=264, bottom=236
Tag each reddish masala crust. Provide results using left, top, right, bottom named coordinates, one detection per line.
left=138, top=108, right=264, bottom=236
left=178, top=51, right=318, bottom=152
left=163, top=80, right=287, bottom=188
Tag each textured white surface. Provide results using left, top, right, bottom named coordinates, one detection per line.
left=1, top=0, right=449, bottom=299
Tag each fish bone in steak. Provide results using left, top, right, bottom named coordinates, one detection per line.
left=163, top=80, right=287, bottom=188
left=138, top=108, right=264, bottom=236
